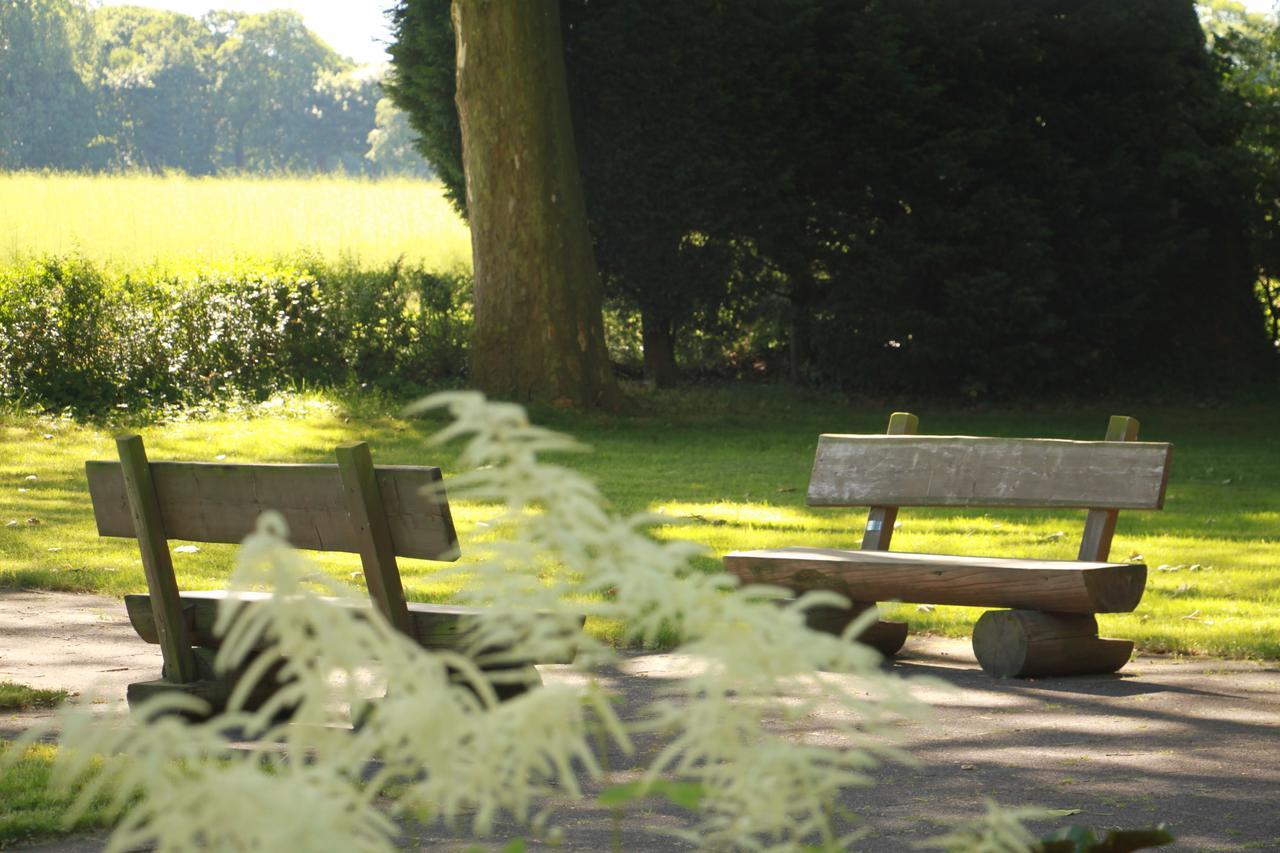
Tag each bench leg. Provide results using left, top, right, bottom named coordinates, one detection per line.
left=128, top=647, right=297, bottom=721
left=972, top=610, right=1133, bottom=678
left=802, top=601, right=909, bottom=657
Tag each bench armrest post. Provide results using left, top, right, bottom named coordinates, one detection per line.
left=1077, top=415, right=1140, bottom=562
left=115, top=435, right=199, bottom=684
left=860, top=411, right=918, bottom=551
left=336, top=442, right=414, bottom=635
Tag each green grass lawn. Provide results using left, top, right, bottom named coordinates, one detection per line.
left=0, top=742, right=113, bottom=847
left=0, top=684, right=67, bottom=712
left=3, top=385, right=1278, bottom=659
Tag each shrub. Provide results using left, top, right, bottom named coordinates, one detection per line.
left=0, top=256, right=472, bottom=414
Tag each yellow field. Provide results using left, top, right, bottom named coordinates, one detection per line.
left=0, top=172, right=472, bottom=273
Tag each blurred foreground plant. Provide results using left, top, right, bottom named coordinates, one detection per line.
left=13, top=391, right=937, bottom=851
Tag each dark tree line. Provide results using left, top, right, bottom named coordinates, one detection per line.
left=390, top=0, right=1277, bottom=397
left=0, top=0, right=429, bottom=176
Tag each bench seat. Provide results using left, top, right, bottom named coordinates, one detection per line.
left=123, top=590, right=579, bottom=664
left=722, top=412, right=1173, bottom=678
left=724, top=547, right=1147, bottom=614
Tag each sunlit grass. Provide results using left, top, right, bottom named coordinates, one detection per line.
left=0, top=683, right=68, bottom=712
left=0, top=743, right=113, bottom=846
left=3, top=386, right=1279, bottom=659
left=0, top=172, right=472, bottom=275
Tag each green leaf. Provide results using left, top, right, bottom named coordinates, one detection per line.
left=598, top=780, right=705, bottom=811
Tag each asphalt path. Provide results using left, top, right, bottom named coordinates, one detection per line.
left=4, top=589, right=1278, bottom=851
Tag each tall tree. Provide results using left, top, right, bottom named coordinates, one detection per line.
left=0, top=0, right=98, bottom=169
left=444, top=0, right=618, bottom=407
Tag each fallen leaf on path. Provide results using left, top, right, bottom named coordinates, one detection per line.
left=173, top=545, right=200, bottom=554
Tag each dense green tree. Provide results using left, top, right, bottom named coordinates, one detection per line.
left=365, top=96, right=434, bottom=177
left=0, top=0, right=98, bottom=169
left=1202, top=1, right=1280, bottom=346
left=385, top=0, right=464, bottom=207
left=392, top=0, right=1274, bottom=394
left=308, top=66, right=380, bottom=174
left=89, top=6, right=218, bottom=173
left=211, top=10, right=347, bottom=171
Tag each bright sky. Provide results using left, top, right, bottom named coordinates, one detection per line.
left=96, top=0, right=396, bottom=66
left=96, top=0, right=1280, bottom=68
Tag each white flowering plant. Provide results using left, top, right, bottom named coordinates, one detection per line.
left=6, top=391, right=1053, bottom=851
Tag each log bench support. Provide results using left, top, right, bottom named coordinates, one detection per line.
left=724, top=413, right=1173, bottom=678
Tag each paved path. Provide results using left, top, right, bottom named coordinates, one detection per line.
left=3, top=589, right=1279, bottom=851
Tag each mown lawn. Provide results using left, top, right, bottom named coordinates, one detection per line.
left=2, top=385, right=1278, bottom=659
left=0, top=742, right=113, bottom=847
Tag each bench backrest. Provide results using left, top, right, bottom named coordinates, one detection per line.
left=808, top=413, right=1172, bottom=561
left=87, top=461, right=458, bottom=560
left=86, top=435, right=457, bottom=686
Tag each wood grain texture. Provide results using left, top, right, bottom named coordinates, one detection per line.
left=972, top=609, right=1134, bottom=677
left=801, top=603, right=909, bottom=656
left=724, top=547, right=1147, bottom=613
left=113, top=436, right=198, bottom=684
left=123, top=591, right=580, bottom=665
left=859, top=411, right=918, bottom=551
left=807, top=435, right=1173, bottom=510
left=1077, top=415, right=1141, bottom=561
left=87, top=460, right=459, bottom=560
left=335, top=442, right=413, bottom=634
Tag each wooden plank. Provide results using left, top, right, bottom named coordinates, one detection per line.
left=87, top=460, right=460, bottom=560
left=123, top=592, right=581, bottom=664
left=807, top=434, right=1173, bottom=510
left=1077, top=416, right=1142, bottom=562
left=859, top=411, right=917, bottom=551
left=113, top=435, right=199, bottom=684
left=972, top=609, right=1133, bottom=677
left=724, top=547, right=1148, bottom=613
left=336, top=442, right=413, bottom=634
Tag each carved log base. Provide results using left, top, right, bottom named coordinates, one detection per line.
left=801, top=602, right=909, bottom=658
left=972, top=610, right=1133, bottom=678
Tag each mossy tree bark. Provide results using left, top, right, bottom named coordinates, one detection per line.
left=451, top=0, right=619, bottom=408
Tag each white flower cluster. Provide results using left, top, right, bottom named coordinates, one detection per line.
left=9, top=391, right=1040, bottom=851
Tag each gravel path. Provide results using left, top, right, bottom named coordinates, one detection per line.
left=3, top=588, right=1278, bottom=851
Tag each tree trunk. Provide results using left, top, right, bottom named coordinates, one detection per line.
left=786, top=260, right=818, bottom=386
left=641, top=307, right=678, bottom=389
left=451, top=0, right=619, bottom=408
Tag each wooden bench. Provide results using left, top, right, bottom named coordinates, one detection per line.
left=87, top=435, right=558, bottom=715
left=724, top=413, right=1173, bottom=678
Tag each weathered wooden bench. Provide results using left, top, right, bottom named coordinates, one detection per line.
left=87, top=435, right=558, bottom=715
left=724, top=413, right=1173, bottom=678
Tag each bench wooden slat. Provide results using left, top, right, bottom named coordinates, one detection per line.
left=115, top=435, right=199, bottom=684
left=86, top=460, right=459, bottom=561
left=807, top=434, right=1173, bottom=510
left=123, top=591, right=578, bottom=664
left=724, top=547, right=1147, bottom=614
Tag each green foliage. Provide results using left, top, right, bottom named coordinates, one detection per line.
left=390, top=0, right=1276, bottom=395
left=11, top=394, right=927, bottom=851
left=1, top=3, right=420, bottom=176
left=386, top=0, right=465, bottom=213
left=366, top=96, right=435, bottom=177
left=0, top=256, right=472, bottom=415
left=0, top=0, right=99, bottom=170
